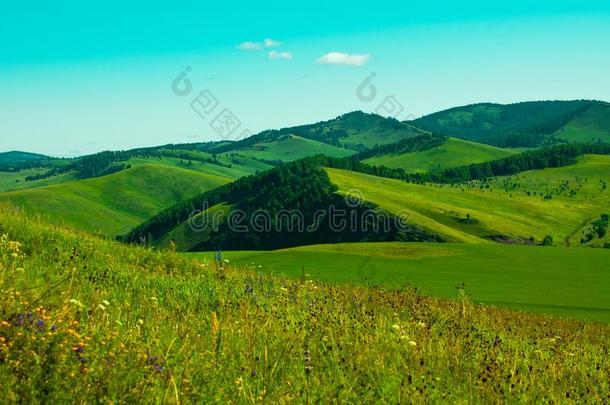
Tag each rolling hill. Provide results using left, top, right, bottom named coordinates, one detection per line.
left=120, top=158, right=435, bottom=251
left=410, top=100, right=609, bottom=147
left=0, top=111, right=423, bottom=192
left=554, top=102, right=610, bottom=143
left=211, top=111, right=428, bottom=160
left=362, top=137, right=517, bottom=173
left=225, top=134, right=356, bottom=163
left=0, top=151, right=50, bottom=166
left=0, top=164, right=233, bottom=236
left=0, top=147, right=269, bottom=193
left=2, top=103, right=610, bottom=244
left=328, top=154, right=610, bottom=245
left=122, top=150, right=610, bottom=250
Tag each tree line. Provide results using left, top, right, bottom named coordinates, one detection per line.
left=319, top=142, right=610, bottom=184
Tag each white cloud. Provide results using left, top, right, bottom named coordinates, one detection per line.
left=237, top=38, right=282, bottom=51
left=263, top=38, right=282, bottom=48
left=237, top=41, right=263, bottom=51
left=268, top=50, right=293, bottom=60
left=316, top=52, right=370, bottom=66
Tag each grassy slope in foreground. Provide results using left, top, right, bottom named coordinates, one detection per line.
left=362, top=137, right=517, bottom=173
left=1, top=204, right=609, bottom=402
left=0, top=164, right=231, bottom=236
left=188, top=242, right=610, bottom=322
left=326, top=154, right=610, bottom=244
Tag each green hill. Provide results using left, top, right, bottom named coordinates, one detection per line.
left=0, top=151, right=50, bottom=166
left=0, top=111, right=422, bottom=193
left=0, top=168, right=76, bottom=193
left=555, top=102, right=610, bottom=143
left=0, top=147, right=269, bottom=193
left=121, top=159, right=430, bottom=251
left=362, top=137, right=517, bottom=173
left=122, top=151, right=610, bottom=250
left=0, top=164, right=232, bottom=236
left=226, top=134, right=356, bottom=163
left=410, top=100, right=608, bottom=147
left=327, top=154, right=610, bottom=245
left=212, top=111, right=427, bottom=157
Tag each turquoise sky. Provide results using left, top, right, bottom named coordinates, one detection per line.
left=1, top=1, right=610, bottom=156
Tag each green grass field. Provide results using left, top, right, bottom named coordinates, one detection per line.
left=0, top=149, right=269, bottom=195
left=233, top=135, right=356, bottom=162
left=186, top=242, right=610, bottom=323
left=2, top=203, right=609, bottom=402
left=326, top=154, right=610, bottom=245
left=125, top=154, right=269, bottom=179
left=556, top=103, right=610, bottom=143
left=338, top=123, right=426, bottom=150
left=363, top=138, right=515, bottom=173
left=0, top=168, right=77, bottom=193
left=362, top=137, right=517, bottom=173
left=0, top=164, right=232, bottom=236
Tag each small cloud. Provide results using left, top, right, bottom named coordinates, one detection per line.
left=237, top=41, right=263, bottom=51
left=316, top=52, right=370, bottom=67
left=237, top=38, right=282, bottom=51
left=268, top=50, right=293, bottom=60
left=264, top=38, right=282, bottom=48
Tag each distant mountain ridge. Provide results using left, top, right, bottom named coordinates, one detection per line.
left=0, top=151, right=52, bottom=170
left=409, top=100, right=610, bottom=147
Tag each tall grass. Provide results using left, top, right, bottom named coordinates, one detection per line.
left=0, top=203, right=608, bottom=403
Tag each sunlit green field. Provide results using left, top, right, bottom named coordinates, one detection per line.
left=2, top=204, right=609, bottom=402
left=326, top=154, right=610, bottom=245
left=233, top=135, right=356, bottom=162
left=186, top=242, right=610, bottom=323
left=556, top=103, right=610, bottom=143
left=0, top=164, right=232, bottom=235
left=0, top=168, right=76, bottom=193
left=126, top=153, right=270, bottom=179
left=363, top=137, right=516, bottom=173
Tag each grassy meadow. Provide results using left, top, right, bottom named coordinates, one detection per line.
left=556, top=103, right=610, bottom=144
left=1, top=203, right=609, bottom=402
left=187, top=242, right=610, bottom=323
left=327, top=154, right=610, bottom=245
left=231, top=135, right=356, bottom=162
left=362, top=137, right=517, bottom=173
left=0, top=168, right=76, bottom=193
left=0, top=164, right=232, bottom=236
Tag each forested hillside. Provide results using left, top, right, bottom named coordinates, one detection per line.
left=121, top=159, right=440, bottom=250
left=410, top=100, right=607, bottom=147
